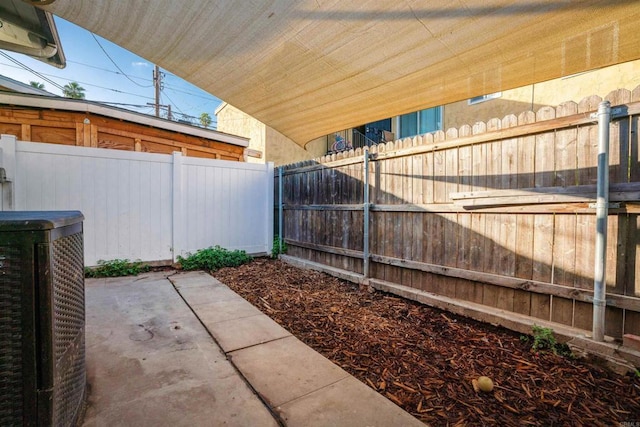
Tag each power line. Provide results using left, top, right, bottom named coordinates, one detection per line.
left=66, top=58, right=217, bottom=102
left=67, top=59, right=153, bottom=85
left=91, top=34, right=153, bottom=88
left=0, top=60, right=155, bottom=101
left=0, top=51, right=65, bottom=91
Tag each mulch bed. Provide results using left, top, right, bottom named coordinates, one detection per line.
left=213, top=258, right=640, bottom=426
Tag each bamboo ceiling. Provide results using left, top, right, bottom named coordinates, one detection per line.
left=41, top=0, right=640, bottom=147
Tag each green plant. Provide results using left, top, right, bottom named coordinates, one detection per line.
left=178, top=246, right=252, bottom=271
left=271, top=235, right=287, bottom=259
left=529, top=325, right=573, bottom=357
left=85, top=259, right=150, bottom=278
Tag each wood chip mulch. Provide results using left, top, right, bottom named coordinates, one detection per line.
left=213, top=258, right=640, bottom=426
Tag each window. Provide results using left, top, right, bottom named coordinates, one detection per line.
left=398, top=106, right=442, bottom=138
left=468, top=92, right=502, bottom=105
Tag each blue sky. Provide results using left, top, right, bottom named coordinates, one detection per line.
left=0, top=16, right=222, bottom=126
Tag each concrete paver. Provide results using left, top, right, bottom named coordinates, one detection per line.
left=195, top=299, right=263, bottom=325
left=277, top=376, right=425, bottom=427
left=229, top=336, right=349, bottom=407
left=83, top=272, right=278, bottom=427
left=205, top=314, right=292, bottom=353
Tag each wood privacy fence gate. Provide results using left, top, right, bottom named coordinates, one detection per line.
left=277, top=89, right=640, bottom=340
left=0, top=134, right=274, bottom=266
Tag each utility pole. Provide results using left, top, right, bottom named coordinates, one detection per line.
left=153, top=65, right=161, bottom=117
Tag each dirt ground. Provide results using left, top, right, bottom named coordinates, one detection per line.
left=213, top=258, right=640, bottom=426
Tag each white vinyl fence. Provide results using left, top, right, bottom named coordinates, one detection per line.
left=0, top=134, right=273, bottom=266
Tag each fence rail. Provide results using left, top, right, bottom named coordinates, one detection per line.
left=276, top=87, right=640, bottom=340
left=1, top=134, right=274, bottom=266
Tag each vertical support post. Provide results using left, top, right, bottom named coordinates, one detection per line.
left=172, top=151, right=183, bottom=263
left=266, top=162, right=274, bottom=255
left=592, top=100, right=611, bottom=342
left=0, top=134, right=16, bottom=211
left=363, top=148, right=370, bottom=277
left=278, top=166, right=284, bottom=254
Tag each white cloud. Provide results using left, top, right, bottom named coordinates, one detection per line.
left=132, top=61, right=149, bottom=67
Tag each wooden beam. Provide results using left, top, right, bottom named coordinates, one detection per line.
left=284, top=204, right=364, bottom=211
left=452, top=182, right=640, bottom=208
left=285, top=238, right=363, bottom=259
left=20, top=124, right=31, bottom=141
left=90, top=124, right=99, bottom=147
left=370, top=254, right=639, bottom=312
left=279, top=202, right=640, bottom=214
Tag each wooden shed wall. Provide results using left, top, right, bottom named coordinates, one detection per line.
left=277, top=87, right=640, bottom=340
left=0, top=105, right=244, bottom=161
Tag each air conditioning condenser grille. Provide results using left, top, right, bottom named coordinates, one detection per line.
left=0, top=244, right=24, bottom=425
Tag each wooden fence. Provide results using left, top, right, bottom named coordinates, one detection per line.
left=277, top=88, right=640, bottom=339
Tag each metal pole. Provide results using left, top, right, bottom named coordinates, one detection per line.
left=278, top=166, right=283, bottom=254
left=363, top=148, right=370, bottom=277
left=592, top=100, right=611, bottom=342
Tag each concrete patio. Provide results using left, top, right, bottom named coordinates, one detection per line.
left=82, top=270, right=424, bottom=427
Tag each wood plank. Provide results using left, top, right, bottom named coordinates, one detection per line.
left=552, top=214, right=577, bottom=287
left=624, top=310, right=640, bottom=336
left=440, top=213, right=457, bottom=297
left=530, top=214, right=553, bottom=320
left=20, top=123, right=31, bottom=141
left=83, top=122, right=91, bottom=148
left=433, top=146, right=447, bottom=203
left=574, top=214, right=595, bottom=290
left=605, top=306, right=624, bottom=339
left=626, top=214, right=640, bottom=297
left=444, top=129, right=459, bottom=202
left=555, top=101, right=578, bottom=187
left=551, top=296, right=574, bottom=327
left=471, top=122, right=487, bottom=192
left=514, top=214, right=534, bottom=315
left=482, top=213, right=499, bottom=308
left=75, top=123, right=83, bottom=146
left=455, top=212, right=476, bottom=302
left=423, top=151, right=434, bottom=204
left=411, top=211, right=424, bottom=290
left=458, top=126, right=473, bottom=195
left=631, top=115, right=639, bottom=182
left=534, top=106, right=556, bottom=188
left=368, top=253, right=640, bottom=311
left=402, top=212, right=413, bottom=287
left=573, top=300, right=593, bottom=331
left=452, top=181, right=640, bottom=200
left=517, top=111, right=536, bottom=188
left=496, top=213, right=516, bottom=312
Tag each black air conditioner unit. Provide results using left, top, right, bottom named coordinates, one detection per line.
left=0, top=211, right=86, bottom=426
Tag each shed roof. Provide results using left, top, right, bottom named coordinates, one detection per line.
left=0, top=92, right=249, bottom=147
left=41, top=0, right=640, bottom=146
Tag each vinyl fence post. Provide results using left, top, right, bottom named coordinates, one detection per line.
left=363, top=148, right=370, bottom=278
left=172, top=151, right=183, bottom=263
left=0, top=134, right=16, bottom=211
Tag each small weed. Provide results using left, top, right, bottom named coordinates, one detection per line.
left=529, top=325, right=574, bottom=358
left=85, top=259, right=150, bottom=278
left=271, top=235, right=287, bottom=259
left=178, top=246, right=252, bottom=271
